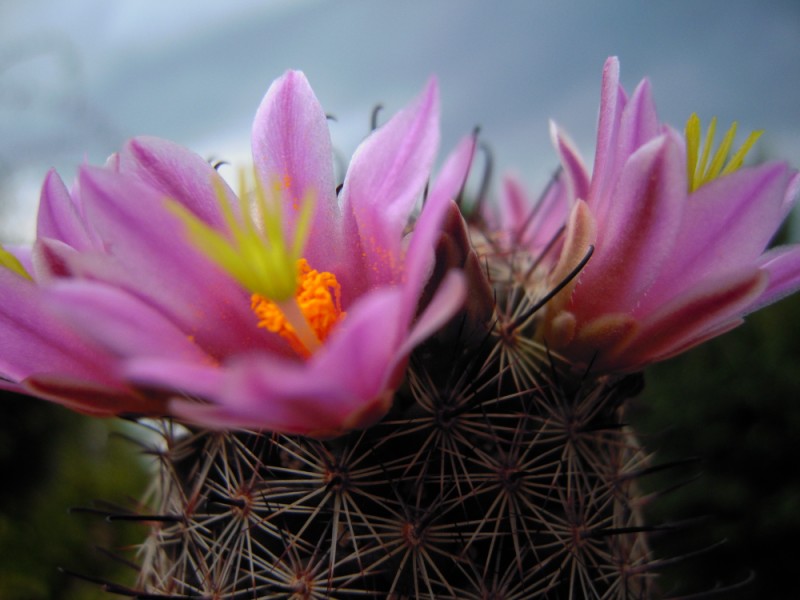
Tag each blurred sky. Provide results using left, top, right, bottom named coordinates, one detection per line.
left=1, top=0, right=799, bottom=241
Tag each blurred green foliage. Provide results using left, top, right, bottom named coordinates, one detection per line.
left=632, top=292, right=800, bottom=599
left=0, top=396, right=146, bottom=600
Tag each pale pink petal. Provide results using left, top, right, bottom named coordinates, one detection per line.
left=500, top=169, right=570, bottom=255
left=312, top=288, right=406, bottom=400
left=428, top=134, right=477, bottom=208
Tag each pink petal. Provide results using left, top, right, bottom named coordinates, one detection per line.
left=401, top=134, right=475, bottom=323
left=31, top=239, right=78, bottom=281
left=781, top=170, right=800, bottom=217
left=750, top=244, right=800, bottom=312
left=428, top=134, right=477, bottom=207
left=46, top=280, right=213, bottom=363
left=169, top=361, right=386, bottom=437
left=118, top=136, right=237, bottom=227
left=77, top=166, right=276, bottom=359
left=340, top=77, right=440, bottom=291
left=643, top=319, right=743, bottom=366
left=549, top=200, right=597, bottom=308
left=0, top=268, right=118, bottom=386
left=611, top=268, right=768, bottom=369
left=550, top=121, right=590, bottom=202
left=129, top=354, right=331, bottom=432
left=524, top=174, right=571, bottom=255
left=173, top=287, right=410, bottom=434
left=251, top=70, right=341, bottom=270
left=616, top=78, right=660, bottom=160
left=0, top=378, right=25, bottom=396
left=589, top=56, right=627, bottom=222
left=124, top=357, right=225, bottom=399
left=313, top=287, right=406, bottom=399
left=648, top=162, right=792, bottom=304
left=36, top=170, right=96, bottom=250
left=498, top=173, right=532, bottom=236
left=21, top=374, right=160, bottom=417
left=398, top=271, right=466, bottom=357
left=577, top=133, right=685, bottom=317
left=5, top=244, right=33, bottom=278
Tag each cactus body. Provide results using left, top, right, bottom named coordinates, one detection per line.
left=131, top=211, right=656, bottom=599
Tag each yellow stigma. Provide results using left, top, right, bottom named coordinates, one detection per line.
left=0, top=245, right=31, bottom=280
left=685, top=113, right=763, bottom=192
left=169, top=168, right=343, bottom=357
left=252, top=258, right=344, bottom=358
left=168, top=168, right=314, bottom=301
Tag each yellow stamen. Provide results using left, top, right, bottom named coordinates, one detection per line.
left=169, top=168, right=344, bottom=357
left=0, top=245, right=32, bottom=280
left=252, top=259, right=345, bottom=358
left=685, top=113, right=763, bottom=192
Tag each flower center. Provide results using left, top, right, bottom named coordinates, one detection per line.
left=169, top=168, right=344, bottom=357
left=251, top=258, right=344, bottom=358
left=685, top=113, right=763, bottom=192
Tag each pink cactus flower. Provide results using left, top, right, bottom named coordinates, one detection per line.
left=0, top=71, right=470, bottom=436
left=485, top=170, right=573, bottom=262
left=540, top=57, right=800, bottom=372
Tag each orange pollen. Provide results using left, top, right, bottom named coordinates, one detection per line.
left=251, top=259, right=345, bottom=358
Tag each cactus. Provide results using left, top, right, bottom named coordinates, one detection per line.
left=122, top=203, right=658, bottom=599
left=5, top=58, right=797, bottom=599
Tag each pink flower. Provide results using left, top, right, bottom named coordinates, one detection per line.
left=540, top=57, right=800, bottom=372
left=485, top=170, right=573, bottom=262
left=0, top=71, right=470, bottom=436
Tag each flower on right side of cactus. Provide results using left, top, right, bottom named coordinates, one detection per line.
left=504, top=56, right=800, bottom=372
